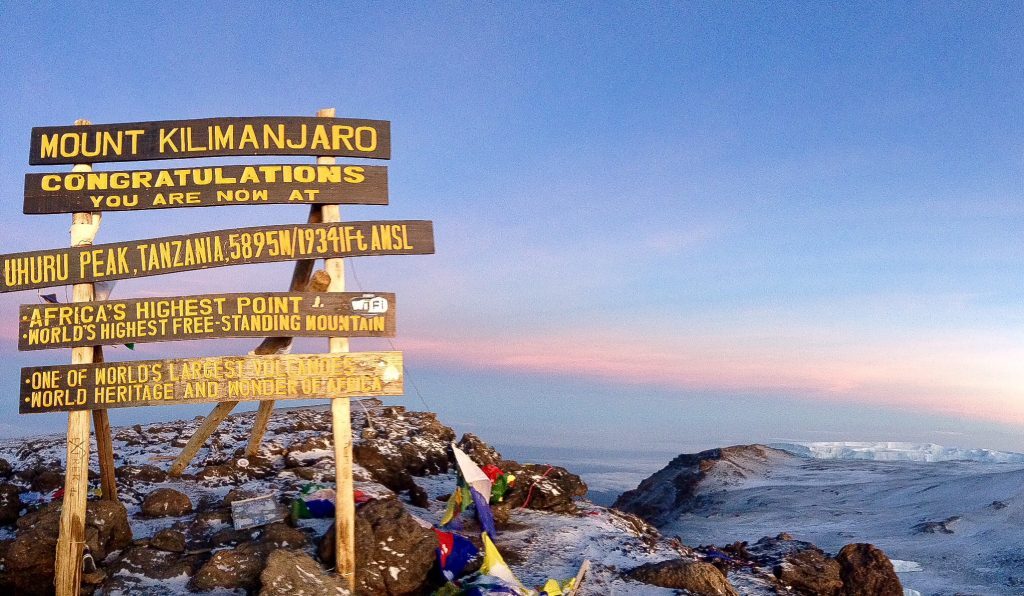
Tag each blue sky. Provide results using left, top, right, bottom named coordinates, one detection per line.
left=1, top=2, right=1023, bottom=453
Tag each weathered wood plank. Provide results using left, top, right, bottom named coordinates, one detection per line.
left=19, top=291, right=396, bottom=350
left=91, top=345, right=118, bottom=501
left=0, top=220, right=434, bottom=293
left=30, top=116, right=390, bottom=165
left=167, top=402, right=236, bottom=478
left=321, top=120, right=357, bottom=590
left=24, top=164, right=388, bottom=213
left=245, top=402, right=276, bottom=459
left=20, top=352, right=403, bottom=414
left=55, top=123, right=97, bottom=596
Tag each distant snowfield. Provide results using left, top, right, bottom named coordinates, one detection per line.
left=772, top=441, right=1024, bottom=464
left=654, top=445, right=1024, bottom=595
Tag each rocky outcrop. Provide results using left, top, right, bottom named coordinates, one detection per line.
left=613, top=445, right=791, bottom=525
left=722, top=535, right=901, bottom=596
left=626, top=559, right=739, bottom=595
left=454, top=434, right=587, bottom=516
left=912, top=515, right=960, bottom=534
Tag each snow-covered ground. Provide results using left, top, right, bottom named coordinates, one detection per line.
left=773, top=441, right=1024, bottom=464
left=654, top=447, right=1024, bottom=595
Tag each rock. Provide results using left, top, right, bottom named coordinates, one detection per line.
left=150, top=529, right=186, bottom=553
left=285, top=436, right=332, bottom=468
left=30, top=469, right=64, bottom=493
left=320, top=496, right=436, bottom=595
left=0, top=483, right=21, bottom=524
left=258, top=522, right=309, bottom=549
left=835, top=543, right=902, bottom=596
left=293, top=466, right=323, bottom=481
left=81, top=567, right=107, bottom=586
left=5, top=500, right=131, bottom=595
left=626, top=559, right=739, bottom=595
left=86, top=500, right=134, bottom=559
left=189, top=546, right=264, bottom=592
left=142, top=488, right=193, bottom=517
left=3, top=522, right=57, bottom=595
left=116, top=464, right=168, bottom=484
left=352, top=443, right=415, bottom=493
left=209, top=527, right=250, bottom=547
left=614, top=445, right=791, bottom=525
left=105, top=544, right=198, bottom=581
left=348, top=411, right=454, bottom=494
left=745, top=535, right=823, bottom=568
left=774, top=548, right=843, bottom=596
left=0, top=458, right=12, bottom=478
left=224, top=488, right=257, bottom=506
left=456, top=433, right=503, bottom=467
left=195, top=464, right=242, bottom=482
left=259, top=549, right=347, bottom=596
left=498, top=462, right=587, bottom=514
left=407, top=482, right=429, bottom=508
left=0, top=539, right=12, bottom=592
left=912, top=516, right=959, bottom=534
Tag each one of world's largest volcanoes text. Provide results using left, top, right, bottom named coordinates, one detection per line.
left=21, top=352, right=404, bottom=413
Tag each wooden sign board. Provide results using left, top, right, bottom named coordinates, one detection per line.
left=0, top=220, right=433, bottom=293
left=231, top=494, right=285, bottom=530
left=30, top=116, right=390, bottom=165
left=24, top=164, right=388, bottom=213
left=19, top=292, right=396, bottom=350
left=20, top=352, right=403, bottom=414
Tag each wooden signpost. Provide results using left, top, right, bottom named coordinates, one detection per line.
left=11, top=110, right=433, bottom=596
left=30, top=116, right=391, bottom=164
left=20, top=352, right=404, bottom=413
left=19, top=291, right=396, bottom=350
left=24, top=163, right=388, bottom=213
left=0, top=220, right=433, bottom=293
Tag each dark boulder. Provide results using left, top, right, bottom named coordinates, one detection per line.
left=116, top=464, right=168, bottom=484
left=320, top=496, right=436, bottom=595
left=836, top=543, right=902, bottom=596
left=259, top=549, right=347, bottom=596
left=626, top=559, right=739, bottom=595
left=150, top=529, right=186, bottom=553
left=774, top=548, right=843, bottom=596
left=6, top=500, right=131, bottom=595
left=189, top=545, right=264, bottom=592
left=30, top=469, right=65, bottom=494
left=0, top=483, right=22, bottom=524
left=141, top=488, right=193, bottom=517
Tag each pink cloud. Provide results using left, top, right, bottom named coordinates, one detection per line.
left=398, top=330, right=1024, bottom=427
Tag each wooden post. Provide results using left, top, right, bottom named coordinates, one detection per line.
left=244, top=402, right=276, bottom=459
left=318, top=107, right=356, bottom=592
left=168, top=214, right=325, bottom=475
left=54, top=119, right=99, bottom=596
left=91, top=346, right=118, bottom=501
left=167, top=402, right=237, bottom=477
left=92, top=410, right=117, bottom=500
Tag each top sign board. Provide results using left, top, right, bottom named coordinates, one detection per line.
left=29, top=116, right=390, bottom=165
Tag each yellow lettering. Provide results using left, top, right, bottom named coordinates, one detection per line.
left=159, top=128, right=179, bottom=153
